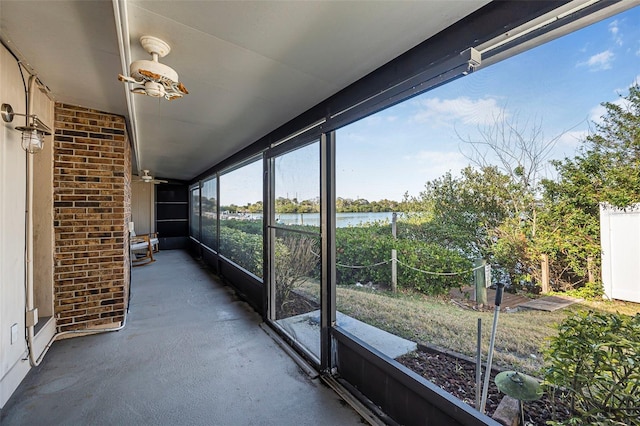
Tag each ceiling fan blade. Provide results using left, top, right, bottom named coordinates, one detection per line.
left=132, top=170, right=166, bottom=184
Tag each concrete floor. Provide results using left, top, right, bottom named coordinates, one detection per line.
left=1, top=250, right=364, bottom=425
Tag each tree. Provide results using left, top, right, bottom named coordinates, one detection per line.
left=540, top=84, right=640, bottom=290
left=405, top=166, right=513, bottom=269
left=246, top=200, right=263, bottom=213
left=457, top=109, right=569, bottom=289
left=459, top=109, right=561, bottom=205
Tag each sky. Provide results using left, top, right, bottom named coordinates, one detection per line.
left=220, top=5, right=640, bottom=206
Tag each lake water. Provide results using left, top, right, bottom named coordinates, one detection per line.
left=274, top=212, right=401, bottom=228
left=226, top=211, right=406, bottom=227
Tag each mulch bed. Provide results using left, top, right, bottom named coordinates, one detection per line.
left=276, top=291, right=319, bottom=319
left=396, top=348, right=572, bottom=425
left=279, top=286, right=575, bottom=424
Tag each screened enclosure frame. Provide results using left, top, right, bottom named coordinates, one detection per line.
left=188, top=183, right=200, bottom=243
left=185, top=2, right=630, bottom=423
left=262, top=134, right=337, bottom=371
left=200, top=174, right=219, bottom=255
left=185, top=43, right=494, bottom=423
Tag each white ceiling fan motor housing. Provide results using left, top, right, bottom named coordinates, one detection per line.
left=129, top=35, right=180, bottom=88
left=119, top=35, right=187, bottom=101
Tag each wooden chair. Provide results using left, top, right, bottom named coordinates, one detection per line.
left=149, top=232, right=160, bottom=253
left=131, top=234, right=155, bottom=266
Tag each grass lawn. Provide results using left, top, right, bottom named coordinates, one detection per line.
left=331, top=285, right=640, bottom=376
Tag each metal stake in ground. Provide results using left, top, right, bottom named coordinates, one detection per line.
left=480, top=282, right=505, bottom=414
left=476, top=318, right=482, bottom=410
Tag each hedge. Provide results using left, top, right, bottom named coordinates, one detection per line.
left=217, top=220, right=472, bottom=295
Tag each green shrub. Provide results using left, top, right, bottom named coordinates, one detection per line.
left=559, top=280, right=604, bottom=300
left=217, top=220, right=473, bottom=296
left=219, top=226, right=263, bottom=276
left=544, top=311, right=640, bottom=425
left=220, top=218, right=263, bottom=235
left=201, top=216, right=217, bottom=249
left=335, top=224, right=471, bottom=295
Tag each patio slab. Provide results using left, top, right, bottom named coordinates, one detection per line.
left=518, top=295, right=583, bottom=311
left=277, top=310, right=417, bottom=360
left=1, top=250, right=363, bottom=426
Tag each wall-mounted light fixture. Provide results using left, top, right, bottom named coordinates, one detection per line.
left=1, top=103, right=51, bottom=154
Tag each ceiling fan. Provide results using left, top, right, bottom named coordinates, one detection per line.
left=118, top=35, right=188, bottom=101
left=133, top=170, right=168, bottom=184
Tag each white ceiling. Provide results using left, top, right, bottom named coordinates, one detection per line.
left=3, top=1, right=633, bottom=182
left=0, top=0, right=493, bottom=181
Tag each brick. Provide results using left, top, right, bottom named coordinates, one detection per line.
left=56, top=296, right=87, bottom=305
left=73, top=314, right=102, bottom=324
left=59, top=142, right=86, bottom=150
left=61, top=130, right=88, bottom=137
left=76, top=111, right=103, bottom=120
left=73, top=277, right=100, bottom=285
left=89, top=132, right=113, bottom=140
left=54, top=304, right=76, bottom=314
left=53, top=102, right=130, bottom=334
left=76, top=289, right=101, bottom=297
left=57, top=283, right=88, bottom=292
left=75, top=125, right=101, bottom=132
left=58, top=271, right=88, bottom=280
left=59, top=323, right=88, bottom=332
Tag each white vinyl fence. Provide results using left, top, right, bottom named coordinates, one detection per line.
left=600, top=203, right=640, bottom=303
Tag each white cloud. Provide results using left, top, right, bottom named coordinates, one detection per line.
left=404, top=150, right=469, bottom=181
left=556, top=130, right=589, bottom=149
left=363, top=114, right=399, bottom=125
left=409, top=150, right=466, bottom=163
left=579, top=50, right=614, bottom=71
left=613, top=76, right=640, bottom=94
left=608, top=20, right=623, bottom=46
left=410, top=96, right=505, bottom=127
left=339, top=130, right=366, bottom=143
left=589, top=97, right=630, bottom=125
left=589, top=104, right=607, bottom=124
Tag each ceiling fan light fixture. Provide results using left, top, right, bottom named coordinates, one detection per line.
left=118, top=35, right=188, bottom=101
left=144, top=81, right=165, bottom=98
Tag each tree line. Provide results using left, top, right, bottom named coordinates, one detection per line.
left=219, top=197, right=408, bottom=214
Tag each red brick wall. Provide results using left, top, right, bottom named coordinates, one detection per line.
left=53, top=103, right=131, bottom=332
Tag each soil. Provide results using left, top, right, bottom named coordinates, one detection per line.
left=396, top=348, right=572, bottom=425
left=276, top=291, right=319, bottom=319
